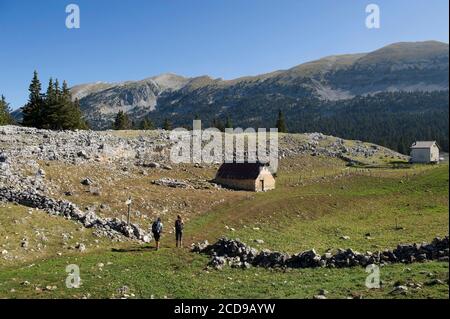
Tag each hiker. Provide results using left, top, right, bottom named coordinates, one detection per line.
left=151, top=217, right=163, bottom=250
left=175, top=215, right=184, bottom=248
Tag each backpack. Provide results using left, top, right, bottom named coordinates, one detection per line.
left=152, top=221, right=162, bottom=234
left=175, top=219, right=184, bottom=232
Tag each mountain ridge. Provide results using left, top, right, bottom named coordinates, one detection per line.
left=13, top=41, right=450, bottom=133
left=72, top=40, right=449, bottom=101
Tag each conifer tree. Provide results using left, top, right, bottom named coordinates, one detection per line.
left=0, top=95, right=13, bottom=125
left=22, top=71, right=43, bottom=127
left=22, top=73, right=87, bottom=130
left=276, top=110, right=287, bottom=133
left=73, top=98, right=89, bottom=130
left=62, top=80, right=70, bottom=101
left=113, top=111, right=131, bottom=130
left=56, top=95, right=83, bottom=130
left=225, top=116, right=233, bottom=129
left=162, top=118, right=172, bottom=130
left=140, top=117, right=154, bottom=130
left=54, top=79, right=61, bottom=102
left=42, top=78, right=59, bottom=128
left=397, top=137, right=407, bottom=155
left=46, top=78, right=55, bottom=103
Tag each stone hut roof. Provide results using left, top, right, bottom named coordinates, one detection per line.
left=410, top=141, right=439, bottom=149
left=216, top=162, right=269, bottom=180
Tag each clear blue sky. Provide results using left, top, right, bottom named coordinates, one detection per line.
left=0, top=0, right=448, bottom=110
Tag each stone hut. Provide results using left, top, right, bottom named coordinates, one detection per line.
left=215, top=162, right=276, bottom=192
left=410, top=141, right=440, bottom=163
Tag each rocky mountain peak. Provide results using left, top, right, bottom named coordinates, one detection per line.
left=59, top=40, right=450, bottom=129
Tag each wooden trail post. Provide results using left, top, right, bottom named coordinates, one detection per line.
left=126, top=196, right=132, bottom=225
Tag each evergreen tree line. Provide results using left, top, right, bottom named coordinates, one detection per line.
left=113, top=111, right=175, bottom=131
left=112, top=111, right=157, bottom=130
left=286, top=91, right=449, bottom=154
left=112, top=113, right=238, bottom=132
left=21, top=71, right=88, bottom=130
left=0, top=95, right=14, bottom=125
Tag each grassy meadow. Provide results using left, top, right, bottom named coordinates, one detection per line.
left=0, top=156, right=448, bottom=299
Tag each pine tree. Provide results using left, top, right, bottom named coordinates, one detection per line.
left=56, top=95, right=84, bottom=130
left=42, top=77, right=87, bottom=130
left=397, top=137, right=407, bottom=155
left=58, top=79, right=88, bottom=129
left=276, top=110, right=287, bottom=133
left=54, top=79, right=60, bottom=100
left=73, top=98, right=90, bottom=130
left=0, top=95, right=13, bottom=125
left=225, top=116, right=233, bottom=129
left=140, top=117, right=154, bottom=130
left=62, top=80, right=70, bottom=101
left=42, top=78, right=59, bottom=129
left=22, top=71, right=43, bottom=127
left=162, top=118, right=172, bottom=130
left=20, top=73, right=86, bottom=130
left=46, top=78, right=55, bottom=103
left=113, top=111, right=131, bottom=130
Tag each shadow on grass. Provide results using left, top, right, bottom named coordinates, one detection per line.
left=111, top=246, right=157, bottom=253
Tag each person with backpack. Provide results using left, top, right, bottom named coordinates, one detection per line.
left=175, top=215, right=184, bottom=248
left=151, top=217, right=163, bottom=250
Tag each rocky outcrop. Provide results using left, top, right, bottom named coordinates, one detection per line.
left=0, top=125, right=174, bottom=166
left=151, top=178, right=193, bottom=189
left=192, top=237, right=449, bottom=270
left=151, top=177, right=221, bottom=190
left=0, top=187, right=151, bottom=242
left=278, top=133, right=406, bottom=162
left=0, top=125, right=406, bottom=170
left=0, top=126, right=154, bottom=242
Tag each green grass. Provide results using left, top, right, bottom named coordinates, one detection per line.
left=0, top=204, right=117, bottom=267
left=0, top=248, right=448, bottom=299
left=0, top=162, right=448, bottom=299
left=187, top=165, right=449, bottom=254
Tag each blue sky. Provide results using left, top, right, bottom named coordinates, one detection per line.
left=0, top=0, right=448, bottom=110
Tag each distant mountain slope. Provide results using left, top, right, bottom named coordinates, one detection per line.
left=69, top=41, right=448, bottom=130
left=11, top=41, right=449, bottom=152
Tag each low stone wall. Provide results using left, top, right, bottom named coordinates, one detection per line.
left=192, top=237, right=449, bottom=270
left=0, top=187, right=151, bottom=242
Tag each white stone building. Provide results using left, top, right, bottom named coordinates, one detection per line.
left=410, top=141, right=440, bottom=163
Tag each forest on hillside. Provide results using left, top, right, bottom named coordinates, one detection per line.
left=289, top=91, right=449, bottom=154
left=161, top=90, right=449, bottom=154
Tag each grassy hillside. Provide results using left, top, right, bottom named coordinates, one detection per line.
left=188, top=164, right=448, bottom=253
left=0, top=159, right=448, bottom=299
left=0, top=205, right=121, bottom=268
